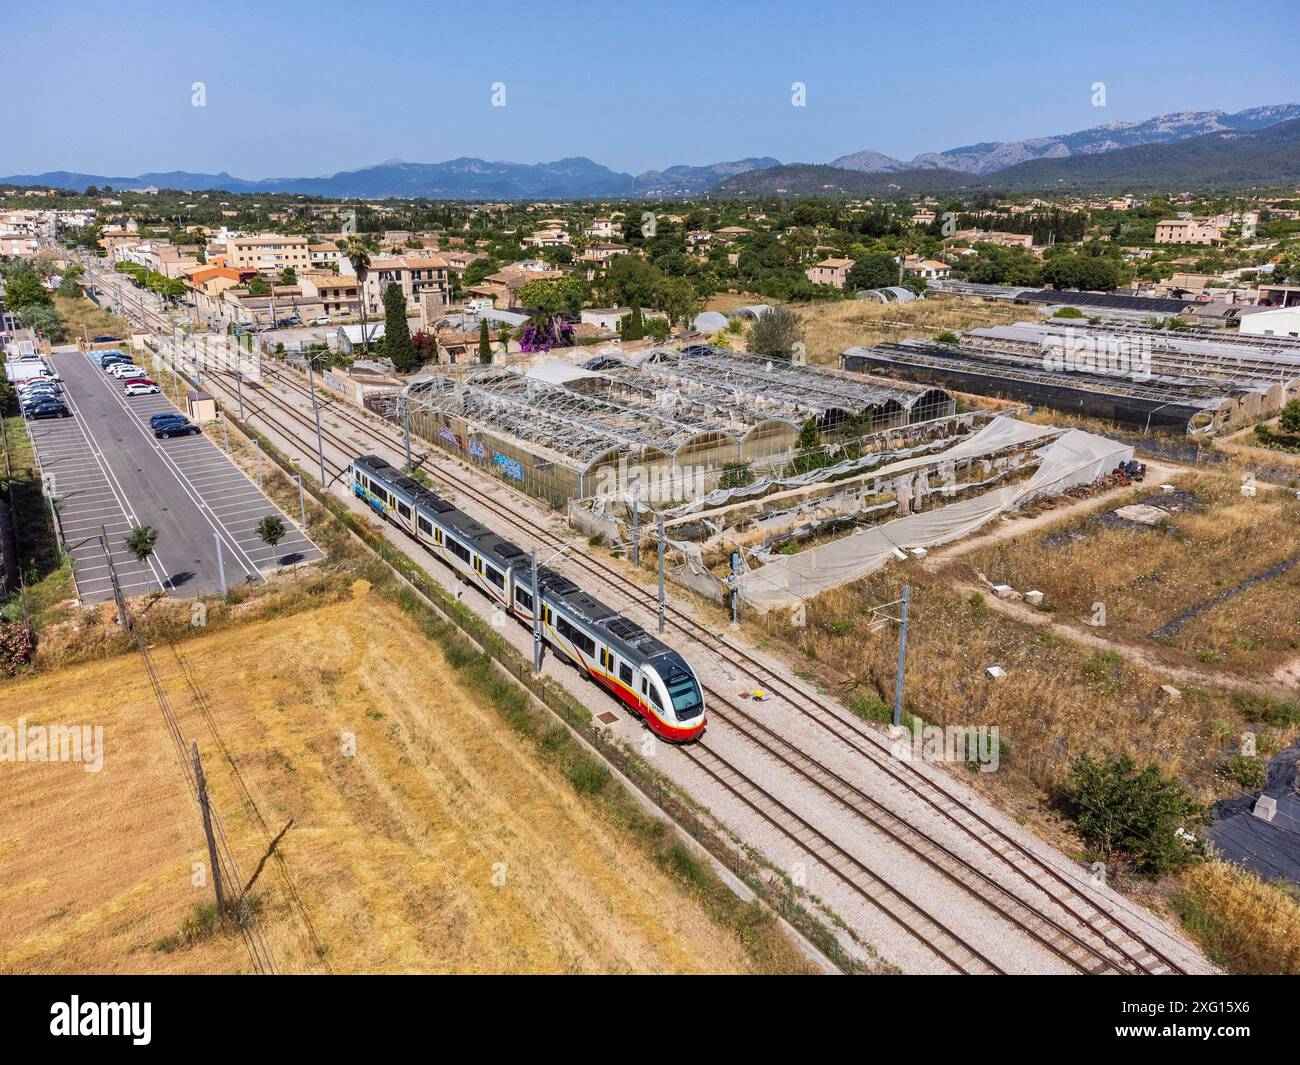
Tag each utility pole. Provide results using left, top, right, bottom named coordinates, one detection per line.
left=402, top=397, right=412, bottom=473
left=729, top=550, right=741, bottom=627
left=191, top=741, right=227, bottom=918
left=305, top=351, right=327, bottom=486
left=531, top=547, right=543, bottom=674
left=214, top=532, right=228, bottom=596
left=294, top=474, right=306, bottom=529
left=892, top=585, right=910, bottom=729
left=630, top=470, right=640, bottom=567
left=657, top=514, right=666, bottom=634
left=235, top=368, right=244, bottom=419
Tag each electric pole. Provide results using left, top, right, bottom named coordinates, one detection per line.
left=192, top=742, right=227, bottom=918
left=657, top=513, right=666, bottom=634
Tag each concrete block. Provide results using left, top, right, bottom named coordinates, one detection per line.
left=986, top=665, right=1007, bottom=680
left=1160, top=683, right=1182, bottom=700
left=1253, top=795, right=1277, bottom=822
left=992, top=583, right=1019, bottom=600
left=1024, top=590, right=1044, bottom=607
left=910, top=547, right=927, bottom=559
left=1160, top=483, right=1176, bottom=494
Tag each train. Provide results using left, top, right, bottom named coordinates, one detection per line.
left=350, top=454, right=707, bottom=741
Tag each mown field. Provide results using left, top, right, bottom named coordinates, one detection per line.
left=0, top=588, right=791, bottom=974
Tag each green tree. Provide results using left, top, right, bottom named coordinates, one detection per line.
left=748, top=305, right=804, bottom=359
left=1060, top=752, right=1205, bottom=877
left=383, top=283, right=415, bottom=372
left=124, top=525, right=158, bottom=564
left=57, top=264, right=84, bottom=298
left=256, top=515, right=286, bottom=549
left=846, top=252, right=898, bottom=292
left=655, top=275, right=701, bottom=328
left=1278, top=399, right=1300, bottom=435
left=340, top=236, right=375, bottom=354
left=619, top=304, right=645, bottom=341
left=604, top=254, right=661, bottom=308
left=478, top=318, right=491, bottom=361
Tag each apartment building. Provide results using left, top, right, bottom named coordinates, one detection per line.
left=310, top=241, right=343, bottom=271
left=361, top=255, right=450, bottom=317
left=1154, top=219, right=1224, bottom=245
left=226, top=233, right=312, bottom=273
left=298, top=272, right=361, bottom=318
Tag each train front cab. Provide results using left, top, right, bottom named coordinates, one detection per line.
left=640, top=653, right=706, bottom=742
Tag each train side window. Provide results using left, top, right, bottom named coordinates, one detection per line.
left=417, top=515, right=433, bottom=537
left=515, top=586, right=533, bottom=610
left=397, top=500, right=411, bottom=520
left=580, top=633, right=595, bottom=657
left=619, top=663, right=632, bottom=685
left=486, top=566, right=504, bottom=590
left=647, top=684, right=663, bottom=710
left=641, top=678, right=647, bottom=695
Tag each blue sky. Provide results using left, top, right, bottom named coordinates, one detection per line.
left=7, top=0, right=1298, bottom=178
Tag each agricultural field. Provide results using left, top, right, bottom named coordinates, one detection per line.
left=0, top=588, right=788, bottom=974
left=956, top=471, right=1300, bottom=682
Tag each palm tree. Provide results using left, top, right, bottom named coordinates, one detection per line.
left=340, top=236, right=374, bottom=355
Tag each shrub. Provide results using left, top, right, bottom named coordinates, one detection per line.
left=1221, top=755, right=1267, bottom=791
left=0, top=620, right=33, bottom=675
left=1058, top=752, right=1205, bottom=876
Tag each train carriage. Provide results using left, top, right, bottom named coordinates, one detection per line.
left=350, top=455, right=705, bottom=741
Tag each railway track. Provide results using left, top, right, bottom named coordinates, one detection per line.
left=185, top=348, right=1192, bottom=975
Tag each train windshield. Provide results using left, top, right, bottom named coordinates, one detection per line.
left=658, top=655, right=703, bottom=720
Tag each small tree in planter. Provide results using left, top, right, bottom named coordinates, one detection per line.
left=257, top=516, right=287, bottom=570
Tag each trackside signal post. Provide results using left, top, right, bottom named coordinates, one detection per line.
left=531, top=547, right=543, bottom=674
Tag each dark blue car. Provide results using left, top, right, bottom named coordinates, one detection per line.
left=154, top=419, right=201, bottom=438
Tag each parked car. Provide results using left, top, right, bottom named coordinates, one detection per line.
left=154, top=418, right=201, bottom=439
left=25, top=400, right=70, bottom=420
left=311, top=316, right=332, bottom=326
left=17, top=378, right=59, bottom=395
left=92, top=334, right=121, bottom=343
left=149, top=412, right=189, bottom=429
left=124, top=379, right=161, bottom=396
left=20, top=389, right=61, bottom=407
left=107, top=363, right=144, bottom=378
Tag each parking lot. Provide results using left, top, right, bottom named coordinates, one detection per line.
left=25, top=350, right=321, bottom=603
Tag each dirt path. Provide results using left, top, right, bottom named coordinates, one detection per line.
left=922, top=461, right=1299, bottom=695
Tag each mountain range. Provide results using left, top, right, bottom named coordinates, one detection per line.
left=714, top=117, right=1300, bottom=197
left=0, top=157, right=783, bottom=200
left=829, top=103, right=1300, bottom=175
left=3, top=103, right=1297, bottom=200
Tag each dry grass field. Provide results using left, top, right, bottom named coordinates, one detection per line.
left=701, top=292, right=1023, bottom=365
left=0, top=588, right=773, bottom=974
left=794, top=296, right=1024, bottom=364
left=53, top=295, right=132, bottom=340
left=755, top=566, right=1295, bottom=821
left=957, top=472, right=1300, bottom=679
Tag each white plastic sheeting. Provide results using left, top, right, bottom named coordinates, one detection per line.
left=736, top=427, right=1133, bottom=613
